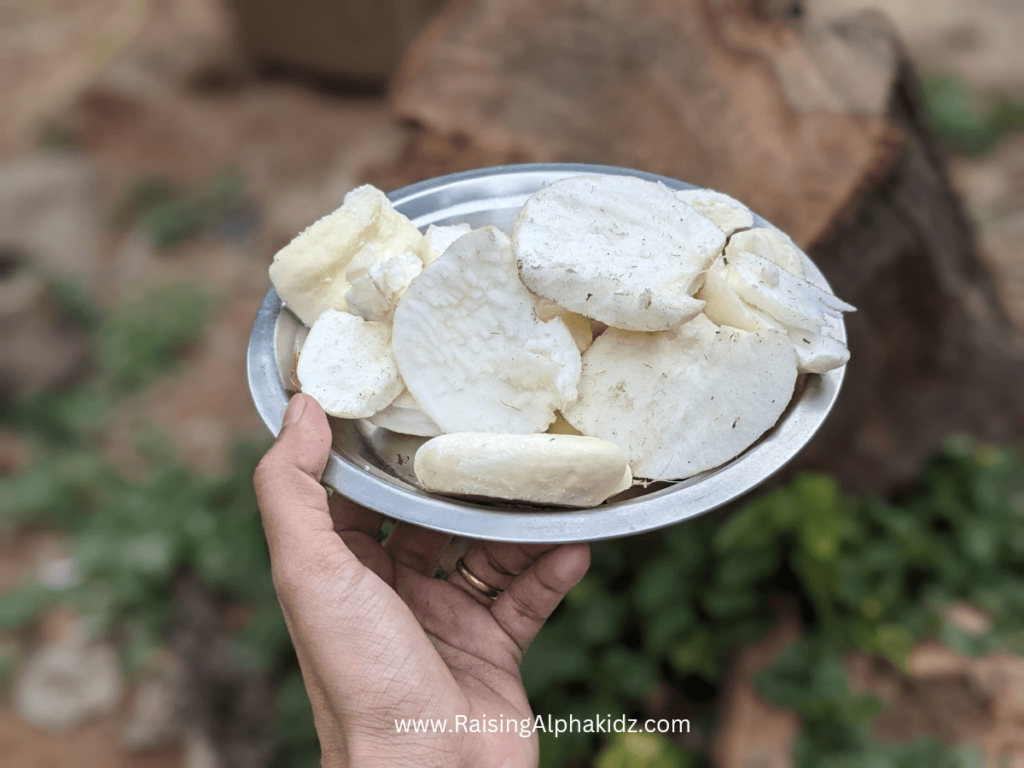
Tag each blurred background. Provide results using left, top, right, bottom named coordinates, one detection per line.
left=2, top=0, right=1024, bottom=766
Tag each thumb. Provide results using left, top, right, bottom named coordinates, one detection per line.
left=254, top=393, right=338, bottom=566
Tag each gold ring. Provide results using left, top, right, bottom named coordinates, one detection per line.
left=455, top=557, right=503, bottom=599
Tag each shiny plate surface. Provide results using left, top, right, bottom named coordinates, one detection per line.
left=247, top=163, right=846, bottom=543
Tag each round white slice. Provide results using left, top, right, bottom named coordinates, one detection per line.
left=727, top=228, right=805, bottom=278
left=392, top=226, right=582, bottom=434
left=513, top=175, right=726, bottom=332
left=269, top=185, right=425, bottom=326
left=414, top=433, right=633, bottom=507
left=675, top=188, right=753, bottom=237
left=365, top=388, right=443, bottom=436
left=564, top=314, right=797, bottom=480
left=296, top=310, right=403, bottom=419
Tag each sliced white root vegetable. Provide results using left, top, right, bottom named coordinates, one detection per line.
left=419, top=223, right=473, bottom=266
left=724, top=251, right=855, bottom=333
left=564, top=314, right=797, bottom=480
left=392, top=226, right=582, bottom=434
left=675, top=188, right=753, bottom=237
left=727, top=228, right=805, bottom=278
left=699, top=266, right=766, bottom=334
left=269, top=185, right=425, bottom=326
left=547, top=412, right=583, bottom=436
left=514, top=175, right=725, bottom=332
left=414, top=433, right=633, bottom=507
left=296, top=310, right=404, bottom=419
left=700, top=254, right=853, bottom=374
left=345, top=250, right=423, bottom=323
left=365, top=388, right=443, bottom=436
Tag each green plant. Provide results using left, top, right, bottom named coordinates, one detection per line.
left=550, top=439, right=1024, bottom=766
left=5, top=277, right=1023, bottom=767
left=923, top=73, right=1024, bottom=156
left=112, top=170, right=250, bottom=249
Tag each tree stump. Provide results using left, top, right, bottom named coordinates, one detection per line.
left=372, top=0, right=1024, bottom=493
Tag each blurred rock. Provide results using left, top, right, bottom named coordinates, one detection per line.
left=0, top=154, right=100, bottom=288
left=943, top=601, right=993, bottom=636
left=13, top=630, right=123, bottom=731
left=0, top=154, right=97, bottom=400
left=858, top=642, right=1024, bottom=764
left=122, top=653, right=185, bottom=751
left=711, top=611, right=801, bottom=768
left=232, top=0, right=447, bottom=84
left=384, top=0, right=1024, bottom=493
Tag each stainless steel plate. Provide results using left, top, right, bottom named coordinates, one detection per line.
left=247, top=163, right=846, bottom=543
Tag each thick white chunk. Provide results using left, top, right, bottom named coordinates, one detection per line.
left=414, top=433, right=633, bottom=507
left=366, top=388, right=443, bottom=436
left=296, top=310, right=403, bottom=418
left=269, top=185, right=425, bottom=326
left=564, top=314, right=797, bottom=480
left=392, top=226, right=582, bottom=434
left=727, top=228, right=805, bottom=278
left=514, top=175, right=726, bottom=332
left=345, top=250, right=423, bottom=323
left=419, top=223, right=473, bottom=266
left=675, top=188, right=753, bottom=237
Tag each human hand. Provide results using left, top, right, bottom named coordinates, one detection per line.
left=254, top=394, right=590, bottom=768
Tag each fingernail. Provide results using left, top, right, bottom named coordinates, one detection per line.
left=282, top=394, right=307, bottom=430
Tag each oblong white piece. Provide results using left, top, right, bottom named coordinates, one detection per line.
left=414, top=432, right=633, bottom=507
left=513, top=175, right=726, bottom=332
left=564, top=314, right=798, bottom=480
left=269, top=185, right=425, bottom=326
left=392, top=226, right=582, bottom=434
left=675, top=188, right=753, bottom=237
left=365, top=388, right=443, bottom=437
left=296, top=310, right=403, bottom=419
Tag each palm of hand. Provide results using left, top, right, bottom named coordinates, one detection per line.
left=256, top=395, right=589, bottom=768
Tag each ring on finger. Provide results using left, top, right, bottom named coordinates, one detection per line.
left=455, top=557, right=503, bottom=600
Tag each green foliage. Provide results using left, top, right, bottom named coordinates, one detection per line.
left=0, top=279, right=308, bottom=760
left=597, top=732, right=693, bottom=768
left=112, top=170, right=250, bottom=249
left=5, top=272, right=1023, bottom=766
left=98, top=283, right=213, bottom=392
left=552, top=439, right=1024, bottom=766
left=923, top=73, right=1024, bottom=156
